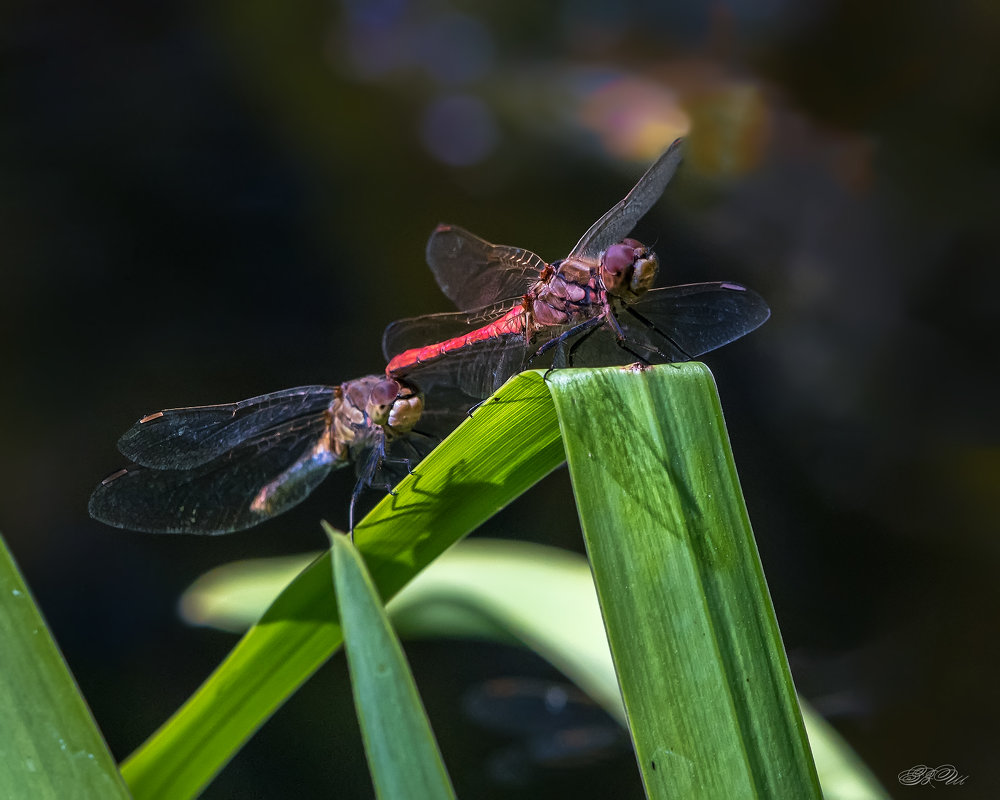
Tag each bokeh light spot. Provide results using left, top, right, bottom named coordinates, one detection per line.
left=419, top=94, right=500, bottom=166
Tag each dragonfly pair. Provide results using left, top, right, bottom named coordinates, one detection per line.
left=89, top=138, right=770, bottom=537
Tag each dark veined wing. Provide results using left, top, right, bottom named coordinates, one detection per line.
left=89, top=410, right=341, bottom=534
left=382, top=300, right=525, bottom=366
left=426, top=224, right=548, bottom=311
left=389, top=333, right=533, bottom=399
left=625, top=281, right=771, bottom=358
left=568, top=282, right=770, bottom=367
left=117, top=385, right=337, bottom=470
left=384, top=303, right=576, bottom=398
left=383, top=308, right=501, bottom=362
left=407, top=383, right=482, bottom=439
left=569, top=138, right=685, bottom=261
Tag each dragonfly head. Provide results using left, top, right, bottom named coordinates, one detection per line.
left=600, top=238, right=658, bottom=300
left=369, top=378, right=424, bottom=434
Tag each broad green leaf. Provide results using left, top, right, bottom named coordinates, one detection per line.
left=547, top=363, right=822, bottom=799
left=391, top=539, right=886, bottom=800
left=178, top=538, right=887, bottom=799
left=0, top=534, right=130, bottom=799
left=326, top=525, right=455, bottom=800
left=120, top=371, right=564, bottom=800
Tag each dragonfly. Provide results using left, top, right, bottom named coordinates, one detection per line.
left=88, top=375, right=433, bottom=536
left=383, top=138, right=770, bottom=398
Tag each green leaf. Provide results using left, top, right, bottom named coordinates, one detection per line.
left=326, top=524, right=455, bottom=800
left=547, top=363, right=822, bottom=799
left=391, top=539, right=887, bottom=800
left=0, top=533, right=130, bottom=799
left=179, top=536, right=887, bottom=799
left=120, top=370, right=564, bottom=800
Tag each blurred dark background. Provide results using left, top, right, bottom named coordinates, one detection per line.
left=3, top=0, right=998, bottom=797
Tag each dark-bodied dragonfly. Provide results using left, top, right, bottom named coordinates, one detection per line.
left=89, top=376, right=432, bottom=535
left=383, top=138, right=770, bottom=398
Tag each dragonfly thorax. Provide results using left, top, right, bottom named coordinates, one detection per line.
left=600, top=238, right=658, bottom=300
left=531, top=259, right=601, bottom=327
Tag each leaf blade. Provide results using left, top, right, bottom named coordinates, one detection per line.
left=327, top=525, right=455, bottom=800
left=0, top=534, right=130, bottom=799
left=547, top=363, right=822, bottom=799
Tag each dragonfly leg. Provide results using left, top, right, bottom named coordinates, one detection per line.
left=398, top=435, right=428, bottom=472
left=347, top=474, right=396, bottom=536
left=539, top=324, right=597, bottom=381
left=529, top=317, right=605, bottom=381
left=350, top=434, right=389, bottom=537
left=532, top=316, right=604, bottom=360
left=381, top=452, right=417, bottom=476
left=622, top=305, right=693, bottom=361
left=603, top=309, right=662, bottom=364
left=466, top=398, right=487, bottom=417
left=348, top=489, right=361, bottom=540
left=564, top=321, right=603, bottom=367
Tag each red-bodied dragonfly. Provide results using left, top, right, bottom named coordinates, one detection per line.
left=383, top=138, right=770, bottom=398
left=88, top=376, right=433, bottom=535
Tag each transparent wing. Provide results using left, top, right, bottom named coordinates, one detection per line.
left=565, top=282, right=770, bottom=367
left=383, top=308, right=501, bottom=362
left=570, top=138, right=685, bottom=260
left=90, top=412, right=340, bottom=534
left=622, top=282, right=771, bottom=359
left=383, top=298, right=534, bottom=372
left=117, top=385, right=337, bottom=469
left=409, top=384, right=483, bottom=439
left=426, top=224, right=548, bottom=311
left=389, top=334, right=534, bottom=399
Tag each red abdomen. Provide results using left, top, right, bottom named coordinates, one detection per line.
left=386, top=305, right=529, bottom=377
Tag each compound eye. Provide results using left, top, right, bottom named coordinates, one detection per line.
left=603, top=243, right=637, bottom=276
left=370, top=379, right=400, bottom=409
